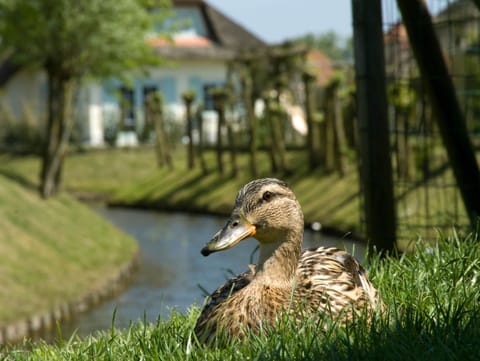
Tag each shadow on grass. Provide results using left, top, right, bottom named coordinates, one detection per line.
left=130, top=171, right=233, bottom=214
left=0, top=168, right=38, bottom=192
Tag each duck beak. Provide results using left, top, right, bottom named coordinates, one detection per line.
left=201, top=214, right=256, bottom=256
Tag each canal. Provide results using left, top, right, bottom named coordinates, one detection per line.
left=55, top=207, right=365, bottom=339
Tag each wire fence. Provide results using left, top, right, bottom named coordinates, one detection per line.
left=380, top=0, right=480, bottom=243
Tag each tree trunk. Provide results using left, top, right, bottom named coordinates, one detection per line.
left=274, top=110, right=287, bottom=173
left=332, top=86, right=348, bottom=177
left=324, top=94, right=336, bottom=171
left=212, top=88, right=230, bottom=175
left=196, top=107, right=208, bottom=175
left=303, top=70, right=319, bottom=170
left=226, top=121, right=238, bottom=178
left=318, top=109, right=327, bottom=168
left=395, top=110, right=411, bottom=180
left=40, top=71, right=74, bottom=198
left=183, top=95, right=195, bottom=170
left=149, top=93, right=173, bottom=170
left=215, top=103, right=225, bottom=175
left=241, top=69, right=258, bottom=177
left=268, top=100, right=287, bottom=174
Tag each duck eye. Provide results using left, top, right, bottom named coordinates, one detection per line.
left=262, top=191, right=273, bottom=202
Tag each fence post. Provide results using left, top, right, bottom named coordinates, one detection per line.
left=352, top=0, right=397, bottom=254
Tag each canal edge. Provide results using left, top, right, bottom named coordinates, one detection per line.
left=0, top=250, right=140, bottom=345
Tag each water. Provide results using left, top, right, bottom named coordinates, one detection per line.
left=56, top=207, right=365, bottom=339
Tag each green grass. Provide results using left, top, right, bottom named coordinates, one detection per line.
left=1, top=148, right=479, bottom=359
left=0, top=148, right=157, bottom=197
left=3, top=232, right=480, bottom=360
left=0, top=148, right=362, bottom=235
left=0, top=172, right=137, bottom=325
left=2, top=147, right=470, bottom=249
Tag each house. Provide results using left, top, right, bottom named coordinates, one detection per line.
left=0, top=0, right=266, bottom=147
left=383, top=22, right=413, bottom=81
left=383, top=0, right=480, bottom=81
left=305, top=49, right=335, bottom=88
left=382, top=0, right=480, bottom=128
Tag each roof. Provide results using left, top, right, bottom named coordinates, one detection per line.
left=152, top=0, right=267, bottom=60
left=201, top=2, right=265, bottom=50
left=306, top=49, right=334, bottom=87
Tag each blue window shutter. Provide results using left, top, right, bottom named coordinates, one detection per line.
left=159, top=77, right=176, bottom=103
left=188, top=76, right=203, bottom=102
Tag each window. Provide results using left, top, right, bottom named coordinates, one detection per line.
left=157, top=7, right=208, bottom=38
left=120, top=87, right=135, bottom=130
left=159, top=77, right=177, bottom=104
left=143, top=86, right=158, bottom=108
left=188, top=76, right=203, bottom=103
left=203, top=83, right=221, bottom=110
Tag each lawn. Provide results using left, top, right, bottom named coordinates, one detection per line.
left=0, top=147, right=363, bottom=238
left=0, top=169, right=137, bottom=334
left=1, top=146, right=469, bottom=248
left=1, top=148, right=479, bottom=359
left=2, top=233, right=479, bottom=360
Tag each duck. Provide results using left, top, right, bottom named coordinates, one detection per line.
left=194, top=178, right=380, bottom=343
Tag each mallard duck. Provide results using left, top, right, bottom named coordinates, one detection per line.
left=194, top=178, right=379, bottom=343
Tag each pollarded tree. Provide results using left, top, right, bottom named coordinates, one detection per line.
left=0, top=0, right=170, bottom=198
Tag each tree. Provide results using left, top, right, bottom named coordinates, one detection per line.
left=146, top=92, right=173, bottom=170
left=0, top=0, right=170, bottom=198
left=182, top=90, right=196, bottom=170
left=211, top=87, right=228, bottom=175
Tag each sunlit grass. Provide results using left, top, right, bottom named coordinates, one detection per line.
left=0, top=173, right=137, bottom=324
left=0, top=146, right=474, bottom=248
left=3, top=232, right=480, bottom=360
left=0, top=148, right=364, bottom=234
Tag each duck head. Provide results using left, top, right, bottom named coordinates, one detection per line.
left=201, top=178, right=304, bottom=256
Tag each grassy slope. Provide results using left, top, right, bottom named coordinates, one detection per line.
left=4, top=234, right=480, bottom=360
left=112, top=153, right=360, bottom=232
left=0, top=173, right=137, bottom=324
left=0, top=146, right=472, bottom=246
left=0, top=148, right=362, bottom=234
left=1, top=149, right=479, bottom=359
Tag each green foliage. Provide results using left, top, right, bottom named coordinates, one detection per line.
left=181, top=90, right=197, bottom=103
left=0, top=0, right=171, bottom=78
left=3, top=233, right=480, bottom=360
left=292, top=31, right=353, bottom=62
left=387, top=81, right=417, bottom=111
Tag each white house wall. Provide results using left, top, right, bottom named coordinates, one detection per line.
left=86, top=84, right=105, bottom=146
left=138, top=59, right=226, bottom=122
left=97, top=59, right=227, bottom=146
left=0, top=70, right=105, bottom=147
left=0, top=69, right=47, bottom=125
left=0, top=59, right=227, bottom=147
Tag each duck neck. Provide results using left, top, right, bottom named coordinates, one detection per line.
left=255, top=228, right=303, bottom=286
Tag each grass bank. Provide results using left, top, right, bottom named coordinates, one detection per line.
left=0, top=171, right=137, bottom=335
left=0, top=148, right=362, bottom=238
left=3, top=233, right=480, bottom=360
left=3, top=147, right=468, bottom=247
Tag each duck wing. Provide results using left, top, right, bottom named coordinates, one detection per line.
left=295, top=246, right=379, bottom=317
left=194, top=265, right=256, bottom=339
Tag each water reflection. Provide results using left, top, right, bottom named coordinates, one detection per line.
left=57, top=207, right=364, bottom=338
